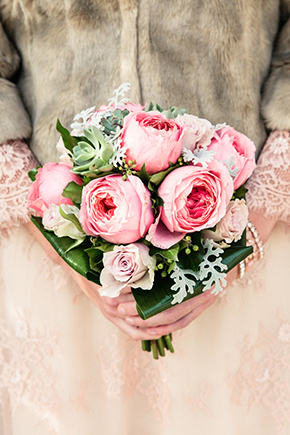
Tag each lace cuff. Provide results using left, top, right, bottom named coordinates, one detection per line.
left=0, top=140, right=38, bottom=236
left=246, top=131, right=290, bottom=225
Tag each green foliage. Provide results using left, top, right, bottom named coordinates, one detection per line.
left=62, top=181, right=83, bottom=205
left=137, top=164, right=150, bottom=184
left=132, top=244, right=253, bottom=320
left=31, top=216, right=100, bottom=284
left=28, top=166, right=41, bottom=182
left=149, top=244, right=180, bottom=261
left=71, top=125, right=114, bottom=176
left=58, top=205, right=83, bottom=233
left=233, top=184, right=248, bottom=200
left=56, top=119, right=78, bottom=153
left=85, top=239, right=114, bottom=274
left=144, top=102, right=187, bottom=118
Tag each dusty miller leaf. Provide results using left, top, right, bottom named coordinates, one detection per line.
left=170, top=265, right=199, bottom=304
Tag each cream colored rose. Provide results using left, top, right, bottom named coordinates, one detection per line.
left=43, top=204, right=85, bottom=240
left=203, top=199, right=248, bottom=244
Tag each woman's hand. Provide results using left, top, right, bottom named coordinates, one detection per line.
left=117, top=268, right=237, bottom=338
left=25, top=206, right=277, bottom=341
left=24, top=220, right=157, bottom=341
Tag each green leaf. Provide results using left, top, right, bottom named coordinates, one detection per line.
left=233, top=184, right=248, bottom=200
left=152, top=103, right=164, bottom=112
left=58, top=205, right=83, bottom=233
left=144, top=102, right=154, bottom=112
left=62, top=181, right=83, bottom=204
left=28, top=166, right=41, bottom=182
left=177, top=249, right=202, bottom=273
left=161, top=110, right=174, bottom=119
left=148, top=163, right=179, bottom=188
left=100, top=118, right=115, bottom=133
left=56, top=119, right=78, bottom=153
left=150, top=244, right=180, bottom=261
left=85, top=247, right=104, bottom=273
left=169, top=106, right=187, bottom=118
left=132, top=244, right=253, bottom=320
left=62, top=237, right=86, bottom=254
left=137, top=164, right=150, bottom=184
left=30, top=216, right=100, bottom=284
left=85, top=241, right=114, bottom=273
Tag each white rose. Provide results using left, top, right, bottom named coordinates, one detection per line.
left=176, top=113, right=214, bottom=150
left=43, top=204, right=85, bottom=240
left=56, top=137, right=73, bottom=166
left=99, top=243, right=156, bottom=298
left=202, top=199, right=248, bottom=244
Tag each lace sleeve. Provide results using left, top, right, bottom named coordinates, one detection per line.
left=0, top=140, right=38, bottom=236
left=246, top=130, right=290, bottom=225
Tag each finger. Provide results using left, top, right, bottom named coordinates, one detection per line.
left=101, top=291, right=135, bottom=308
left=125, top=290, right=217, bottom=328
left=146, top=295, right=217, bottom=336
left=117, top=300, right=139, bottom=317
left=108, top=316, right=163, bottom=341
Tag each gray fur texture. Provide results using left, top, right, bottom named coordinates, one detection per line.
left=0, top=0, right=289, bottom=162
left=0, top=79, right=31, bottom=143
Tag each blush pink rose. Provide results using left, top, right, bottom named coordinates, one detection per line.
left=158, top=160, right=234, bottom=233
left=79, top=174, right=154, bottom=243
left=202, top=199, right=248, bottom=243
left=120, top=111, right=183, bottom=174
left=175, top=113, right=215, bottom=150
left=27, top=162, right=82, bottom=217
left=99, top=243, right=156, bottom=298
left=208, top=126, right=256, bottom=189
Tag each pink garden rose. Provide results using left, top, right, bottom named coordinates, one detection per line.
left=79, top=174, right=154, bottom=243
left=208, top=126, right=256, bottom=189
left=120, top=111, right=183, bottom=174
left=202, top=199, right=248, bottom=244
left=158, top=160, right=234, bottom=233
left=27, top=162, right=82, bottom=217
left=99, top=243, right=156, bottom=298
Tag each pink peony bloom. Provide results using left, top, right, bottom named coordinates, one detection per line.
left=79, top=174, right=154, bottom=243
left=120, top=110, right=183, bottom=174
left=208, top=126, right=256, bottom=189
left=27, top=162, right=82, bottom=217
left=99, top=243, right=156, bottom=298
left=202, top=199, right=248, bottom=244
left=158, top=160, right=234, bottom=234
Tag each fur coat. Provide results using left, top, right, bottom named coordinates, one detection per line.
left=0, top=0, right=290, bottom=163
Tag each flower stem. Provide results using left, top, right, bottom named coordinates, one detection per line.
left=164, top=334, right=174, bottom=353
left=151, top=340, right=159, bottom=359
left=142, top=340, right=151, bottom=352
left=141, top=335, right=174, bottom=358
left=156, top=337, right=165, bottom=357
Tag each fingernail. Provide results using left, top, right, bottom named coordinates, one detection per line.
left=125, top=317, right=135, bottom=325
left=118, top=306, right=126, bottom=315
left=147, top=330, right=156, bottom=336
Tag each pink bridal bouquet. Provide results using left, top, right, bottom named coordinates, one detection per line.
left=27, top=84, right=255, bottom=359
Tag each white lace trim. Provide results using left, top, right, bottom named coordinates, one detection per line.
left=246, top=131, right=290, bottom=225
left=0, top=140, right=38, bottom=237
